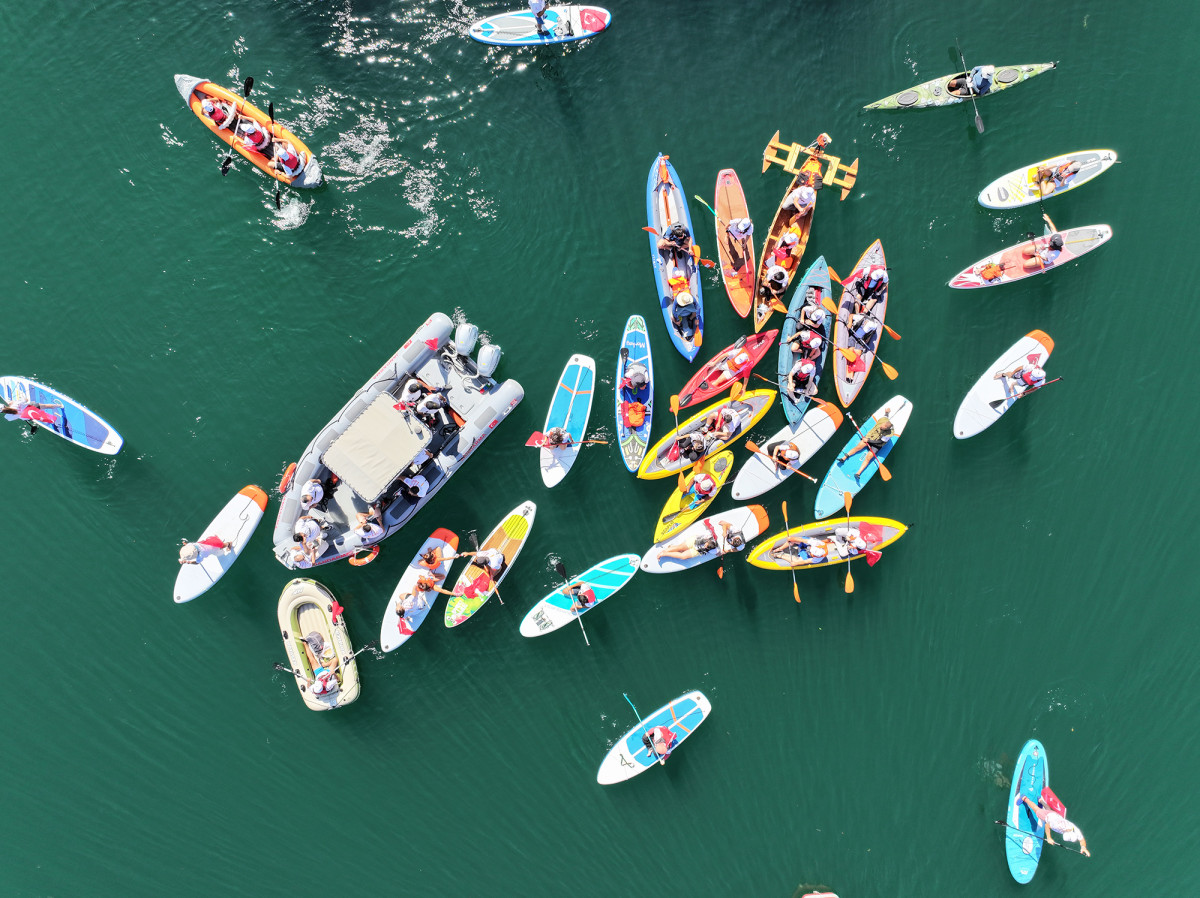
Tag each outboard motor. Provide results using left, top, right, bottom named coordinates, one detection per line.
left=476, top=343, right=502, bottom=378
left=453, top=323, right=479, bottom=357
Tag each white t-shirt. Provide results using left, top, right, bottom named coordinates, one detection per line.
left=291, top=552, right=313, bottom=569
left=300, top=479, right=324, bottom=511
left=529, top=0, right=547, bottom=13
left=766, top=265, right=789, bottom=286
left=785, top=185, right=815, bottom=210
left=402, top=475, right=429, bottom=498
left=775, top=444, right=800, bottom=462
left=802, top=303, right=827, bottom=326
left=296, top=518, right=322, bottom=544
left=727, top=218, right=753, bottom=239
left=475, top=548, right=505, bottom=572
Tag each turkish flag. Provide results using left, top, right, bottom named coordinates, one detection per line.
left=580, top=8, right=608, bottom=33
left=859, top=523, right=883, bottom=544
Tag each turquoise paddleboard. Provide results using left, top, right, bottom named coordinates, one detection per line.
left=519, top=553, right=640, bottom=637
left=814, top=395, right=911, bottom=519
left=1005, top=739, right=1048, bottom=884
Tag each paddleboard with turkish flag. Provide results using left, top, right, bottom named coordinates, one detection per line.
left=1, top=375, right=123, bottom=455
left=468, top=6, right=611, bottom=46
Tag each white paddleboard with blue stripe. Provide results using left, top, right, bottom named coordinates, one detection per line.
left=597, top=690, right=711, bottom=784
left=468, top=5, right=611, bottom=46
left=540, top=354, right=595, bottom=487
left=0, top=375, right=123, bottom=455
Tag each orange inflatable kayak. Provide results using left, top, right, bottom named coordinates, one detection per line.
left=173, top=74, right=322, bottom=188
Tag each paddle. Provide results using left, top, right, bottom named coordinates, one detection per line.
left=267, top=99, right=283, bottom=209
left=781, top=500, right=800, bottom=603
left=219, top=76, right=255, bottom=175
left=843, top=412, right=892, bottom=482
left=992, top=821, right=1088, bottom=855
left=955, top=38, right=985, bottom=134
left=468, top=529, right=502, bottom=605
left=624, top=693, right=666, bottom=765
left=706, top=518, right=731, bottom=580
left=989, top=377, right=1063, bottom=409
left=525, top=431, right=608, bottom=447
left=842, top=491, right=855, bottom=593
left=838, top=345, right=899, bottom=380
left=744, top=439, right=817, bottom=483
left=821, top=294, right=900, bottom=341
left=668, top=393, right=681, bottom=436
left=554, top=560, right=591, bottom=647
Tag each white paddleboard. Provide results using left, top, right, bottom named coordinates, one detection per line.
left=978, top=149, right=1117, bottom=209
left=518, top=553, right=640, bottom=637
left=640, top=506, right=769, bottom=574
left=379, top=528, right=459, bottom=652
left=469, top=5, right=611, bottom=46
left=540, top=354, right=596, bottom=488
left=730, top=399, right=843, bottom=501
left=954, top=331, right=1055, bottom=438
left=174, top=485, right=269, bottom=603
left=596, top=690, right=711, bottom=784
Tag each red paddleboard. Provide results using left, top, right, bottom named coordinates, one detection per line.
left=676, top=331, right=778, bottom=410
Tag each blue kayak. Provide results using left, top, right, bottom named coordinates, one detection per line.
left=518, top=553, right=640, bottom=637
left=646, top=154, right=703, bottom=361
left=0, top=375, right=123, bottom=455
left=468, top=5, right=611, bottom=46
left=1005, top=739, right=1048, bottom=883
left=814, top=395, right=912, bottom=519
left=778, top=255, right=833, bottom=424
left=615, top=315, right=654, bottom=473
left=596, top=690, right=712, bottom=784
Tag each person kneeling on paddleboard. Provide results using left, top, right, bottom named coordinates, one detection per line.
left=642, top=726, right=677, bottom=761
left=564, top=582, right=597, bottom=613
left=995, top=361, right=1046, bottom=394
left=620, top=362, right=649, bottom=395
left=768, top=441, right=802, bottom=470
left=838, top=410, right=895, bottom=479
left=1016, top=794, right=1090, bottom=857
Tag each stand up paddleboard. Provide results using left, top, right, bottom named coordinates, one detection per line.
left=1005, top=739, right=1048, bottom=884
left=949, top=226, right=1112, bottom=288
left=0, top=376, right=123, bottom=455
left=379, top=528, right=458, bottom=652
left=469, top=5, right=611, bottom=46
left=540, top=355, right=595, bottom=488
left=814, top=396, right=912, bottom=519
left=174, top=485, right=269, bottom=603
left=979, top=150, right=1117, bottom=209
left=597, top=690, right=711, bottom=785
left=731, top=399, right=842, bottom=501
left=616, top=315, right=654, bottom=474
left=954, top=331, right=1054, bottom=438
left=713, top=168, right=756, bottom=317
left=444, top=501, right=536, bottom=627
left=519, top=553, right=640, bottom=637
left=640, top=506, right=768, bottom=574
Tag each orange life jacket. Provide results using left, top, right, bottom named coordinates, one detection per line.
left=980, top=262, right=1003, bottom=280
left=667, top=272, right=689, bottom=296
left=623, top=401, right=646, bottom=427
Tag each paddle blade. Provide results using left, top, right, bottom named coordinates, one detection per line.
left=878, top=461, right=892, bottom=482
left=642, top=226, right=660, bottom=236
left=220, top=156, right=233, bottom=175
left=717, top=564, right=724, bottom=579
left=838, top=347, right=859, bottom=363
left=975, top=112, right=985, bottom=134
left=845, top=564, right=855, bottom=593
left=821, top=296, right=839, bottom=315
left=694, top=329, right=703, bottom=348
left=865, top=549, right=882, bottom=567
left=268, top=100, right=274, bottom=122
left=525, top=432, right=545, bottom=447
left=669, top=395, right=680, bottom=414
left=883, top=323, right=901, bottom=340
left=745, top=439, right=761, bottom=457
left=729, top=382, right=744, bottom=401
left=243, top=76, right=254, bottom=96
left=843, top=491, right=853, bottom=514
left=677, top=471, right=687, bottom=492
left=554, top=561, right=568, bottom=581
left=781, top=500, right=789, bottom=526
left=880, top=359, right=899, bottom=380
left=827, top=266, right=842, bottom=284
left=793, top=581, right=801, bottom=603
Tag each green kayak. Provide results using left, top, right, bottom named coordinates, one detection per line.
left=865, top=63, right=1055, bottom=110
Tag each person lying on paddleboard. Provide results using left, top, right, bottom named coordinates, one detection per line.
left=1035, top=160, right=1081, bottom=197
left=949, top=65, right=995, bottom=97
left=642, top=726, right=677, bottom=760
left=656, top=520, right=745, bottom=561
left=986, top=213, right=1064, bottom=281
left=1015, top=795, right=1091, bottom=857
left=2, top=398, right=62, bottom=435
left=704, top=406, right=740, bottom=442
left=178, top=535, right=233, bottom=564
left=417, top=544, right=449, bottom=581
left=768, top=535, right=831, bottom=566
left=838, top=409, right=895, bottom=479
left=786, top=357, right=818, bottom=402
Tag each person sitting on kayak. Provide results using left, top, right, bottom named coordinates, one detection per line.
left=853, top=267, right=888, bottom=316
left=178, top=535, right=233, bottom=564
left=832, top=526, right=867, bottom=558
left=786, top=357, right=818, bottom=402
left=759, top=265, right=790, bottom=312
left=1, top=397, right=62, bottom=435
left=949, top=64, right=995, bottom=96
left=681, top=471, right=717, bottom=510
left=529, top=0, right=550, bottom=34
left=1015, top=795, right=1091, bottom=857
left=799, top=288, right=828, bottom=330
left=773, top=228, right=802, bottom=269
left=271, top=141, right=304, bottom=178
left=995, top=361, right=1046, bottom=393
left=838, top=408, right=895, bottom=479
left=658, top=224, right=692, bottom=257
left=705, top=346, right=753, bottom=392
left=238, top=118, right=272, bottom=154
left=544, top=427, right=573, bottom=448
left=782, top=181, right=816, bottom=222
left=769, top=535, right=830, bottom=566
left=783, top=326, right=823, bottom=362
left=850, top=312, right=880, bottom=346
left=704, top=406, right=739, bottom=442
left=200, top=98, right=234, bottom=129
left=299, top=478, right=325, bottom=513
left=1035, top=160, right=1081, bottom=197
left=642, top=725, right=678, bottom=760
left=675, top=431, right=707, bottom=463
left=670, top=291, right=698, bottom=336
left=353, top=506, right=385, bottom=544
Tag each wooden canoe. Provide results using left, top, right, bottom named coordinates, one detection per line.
left=713, top=169, right=756, bottom=317
left=753, top=154, right=822, bottom=333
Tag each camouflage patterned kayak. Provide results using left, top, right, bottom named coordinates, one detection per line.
left=865, top=63, right=1055, bottom=110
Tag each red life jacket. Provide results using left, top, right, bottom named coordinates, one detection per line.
left=210, top=104, right=228, bottom=125
left=243, top=125, right=269, bottom=150
left=1020, top=369, right=1043, bottom=387
left=278, top=150, right=301, bottom=173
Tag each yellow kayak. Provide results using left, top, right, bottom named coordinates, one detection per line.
left=652, top=451, right=734, bottom=542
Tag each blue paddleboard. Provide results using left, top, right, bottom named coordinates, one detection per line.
left=1005, top=739, right=1048, bottom=884
left=539, top=354, right=595, bottom=487
left=814, top=395, right=911, bottom=519
left=616, top=315, right=653, bottom=473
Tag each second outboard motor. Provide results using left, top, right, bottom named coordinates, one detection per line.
left=476, top=343, right=502, bottom=378
left=453, top=323, right=479, bottom=357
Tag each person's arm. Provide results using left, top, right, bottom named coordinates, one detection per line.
left=1042, top=212, right=1057, bottom=233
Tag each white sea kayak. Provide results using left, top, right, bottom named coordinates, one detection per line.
left=953, top=331, right=1055, bottom=438
left=640, top=506, right=769, bottom=574
left=730, top=399, right=843, bottom=501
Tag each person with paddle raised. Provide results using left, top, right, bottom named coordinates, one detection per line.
left=838, top=407, right=896, bottom=479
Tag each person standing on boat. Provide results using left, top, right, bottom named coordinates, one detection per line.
left=725, top=217, right=754, bottom=273
left=1015, top=795, right=1091, bottom=857
left=838, top=409, right=895, bottom=479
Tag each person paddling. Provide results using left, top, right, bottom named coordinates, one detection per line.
left=1015, top=794, right=1091, bottom=857
left=837, top=408, right=895, bottom=479
left=642, top=725, right=677, bottom=760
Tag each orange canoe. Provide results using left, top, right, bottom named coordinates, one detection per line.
left=713, top=169, right=756, bottom=317
left=174, top=74, right=322, bottom=188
